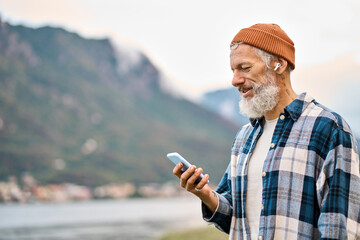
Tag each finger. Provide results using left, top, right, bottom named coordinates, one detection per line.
left=172, top=162, right=184, bottom=178
left=187, top=167, right=203, bottom=186
left=195, top=174, right=209, bottom=191
left=180, top=165, right=196, bottom=187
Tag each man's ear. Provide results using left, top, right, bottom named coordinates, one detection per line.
left=273, top=58, right=288, bottom=74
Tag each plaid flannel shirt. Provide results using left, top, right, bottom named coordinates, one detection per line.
left=202, top=93, right=360, bottom=239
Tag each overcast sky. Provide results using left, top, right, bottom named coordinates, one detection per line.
left=1, top=0, right=360, bottom=101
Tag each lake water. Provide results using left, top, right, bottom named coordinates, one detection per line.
left=0, top=196, right=208, bottom=240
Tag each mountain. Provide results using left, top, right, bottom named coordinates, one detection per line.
left=0, top=19, right=238, bottom=187
left=202, top=55, right=360, bottom=133
left=201, top=64, right=360, bottom=152
left=201, top=88, right=360, bottom=155
left=291, top=54, right=360, bottom=137
left=201, top=87, right=248, bottom=127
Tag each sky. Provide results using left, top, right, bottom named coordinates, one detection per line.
left=1, top=0, right=360, bottom=134
left=1, top=0, right=360, bottom=97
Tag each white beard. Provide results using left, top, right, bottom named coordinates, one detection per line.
left=238, top=76, right=279, bottom=119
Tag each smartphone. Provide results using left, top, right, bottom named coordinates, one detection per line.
left=167, top=152, right=209, bottom=184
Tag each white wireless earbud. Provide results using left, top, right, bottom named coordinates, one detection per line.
left=274, top=63, right=281, bottom=71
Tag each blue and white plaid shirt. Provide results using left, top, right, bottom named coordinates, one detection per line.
left=203, top=93, right=360, bottom=239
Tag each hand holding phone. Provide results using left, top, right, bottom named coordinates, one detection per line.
left=167, top=152, right=209, bottom=184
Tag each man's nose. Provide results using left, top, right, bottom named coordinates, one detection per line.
left=232, top=71, right=246, bottom=87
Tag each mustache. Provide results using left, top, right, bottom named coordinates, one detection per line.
left=238, top=83, right=261, bottom=93
left=238, top=77, right=276, bottom=94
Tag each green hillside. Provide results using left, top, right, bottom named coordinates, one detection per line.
left=0, top=20, right=238, bottom=187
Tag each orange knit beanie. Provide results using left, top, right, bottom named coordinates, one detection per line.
left=231, top=23, right=295, bottom=69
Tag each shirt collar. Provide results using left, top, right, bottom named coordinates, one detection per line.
left=284, top=92, right=314, bottom=121
left=249, top=92, right=314, bottom=126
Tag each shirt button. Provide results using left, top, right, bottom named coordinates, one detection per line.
left=258, top=236, right=263, bottom=240
left=270, top=143, right=275, bottom=148
left=262, top=172, right=266, bottom=177
left=261, top=204, right=264, bottom=210
left=280, top=115, right=285, bottom=120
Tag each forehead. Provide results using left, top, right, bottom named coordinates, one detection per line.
left=230, top=44, right=262, bottom=65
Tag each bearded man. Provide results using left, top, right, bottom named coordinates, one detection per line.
left=173, top=23, right=360, bottom=240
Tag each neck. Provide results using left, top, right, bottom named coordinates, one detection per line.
left=264, top=73, right=297, bottom=120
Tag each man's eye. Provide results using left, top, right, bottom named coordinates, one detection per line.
left=242, top=67, right=251, bottom=71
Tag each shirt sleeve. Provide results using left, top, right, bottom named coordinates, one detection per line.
left=316, top=127, right=360, bottom=239
left=201, top=164, right=233, bottom=234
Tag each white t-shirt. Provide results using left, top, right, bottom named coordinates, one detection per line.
left=246, top=118, right=277, bottom=240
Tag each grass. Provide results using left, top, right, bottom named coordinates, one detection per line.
left=155, top=226, right=228, bottom=240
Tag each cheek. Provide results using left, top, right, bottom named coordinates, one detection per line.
left=246, top=72, right=262, bottom=83
left=254, top=68, right=272, bottom=84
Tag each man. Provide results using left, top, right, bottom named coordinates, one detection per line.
left=173, top=23, right=360, bottom=239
